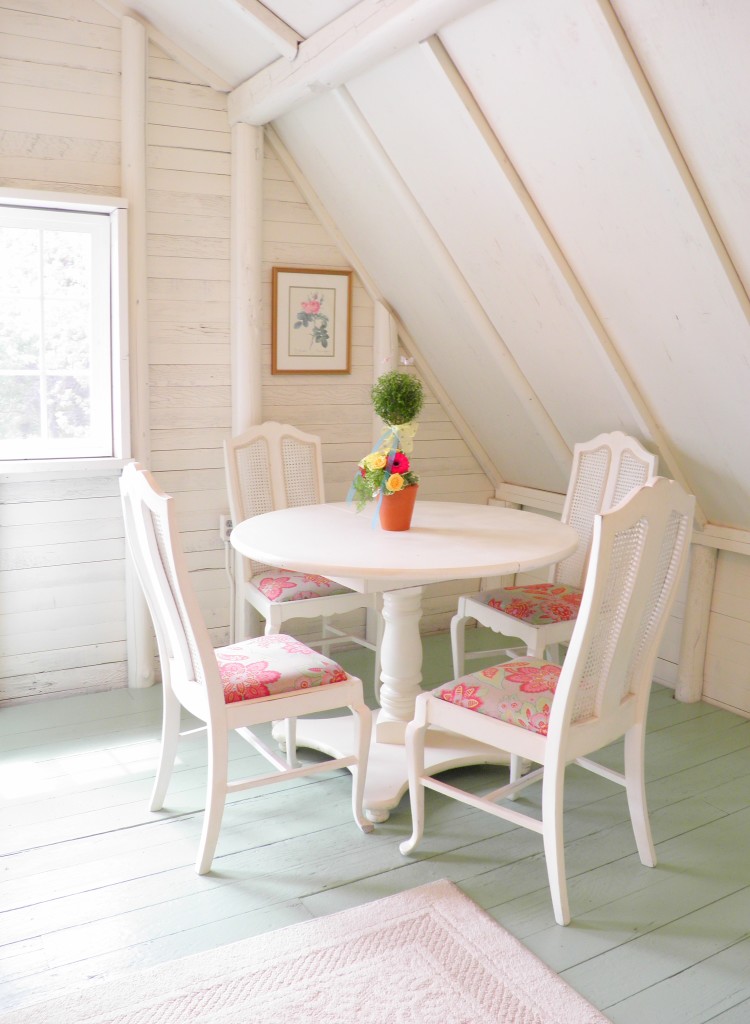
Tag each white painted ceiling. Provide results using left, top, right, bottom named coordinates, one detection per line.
left=128, top=0, right=750, bottom=531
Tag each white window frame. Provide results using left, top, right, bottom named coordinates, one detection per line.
left=0, top=188, right=129, bottom=475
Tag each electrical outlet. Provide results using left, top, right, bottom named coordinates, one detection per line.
left=219, top=514, right=233, bottom=542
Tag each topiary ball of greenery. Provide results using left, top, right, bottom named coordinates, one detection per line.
left=371, top=370, right=424, bottom=426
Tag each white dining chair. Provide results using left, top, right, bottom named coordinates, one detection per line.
left=451, top=432, right=658, bottom=676
left=224, top=421, right=383, bottom=693
left=120, top=461, right=373, bottom=875
left=401, top=477, right=694, bottom=925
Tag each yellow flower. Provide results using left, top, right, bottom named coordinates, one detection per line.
left=385, top=473, right=405, bottom=492
left=364, top=452, right=387, bottom=471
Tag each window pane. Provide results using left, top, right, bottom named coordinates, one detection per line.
left=0, top=200, right=122, bottom=461
left=44, top=297, right=90, bottom=371
left=0, top=226, right=41, bottom=298
left=44, top=230, right=90, bottom=300
left=0, top=299, right=41, bottom=369
left=46, top=375, right=90, bottom=438
left=0, top=376, right=40, bottom=439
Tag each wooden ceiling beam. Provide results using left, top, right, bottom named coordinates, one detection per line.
left=423, top=35, right=707, bottom=528
left=229, top=0, right=494, bottom=126
left=597, top=0, right=750, bottom=329
left=229, top=0, right=302, bottom=62
left=331, top=87, right=572, bottom=478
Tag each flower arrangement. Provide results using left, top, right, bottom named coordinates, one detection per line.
left=350, top=370, right=425, bottom=513
left=352, top=446, right=419, bottom=511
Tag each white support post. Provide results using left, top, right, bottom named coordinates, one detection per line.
left=231, top=122, right=264, bottom=435
left=121, top=15, right=154, bottom=688
left=230, top=122, right=264, bottom=642
left=676, top=543, right=717, bottom=703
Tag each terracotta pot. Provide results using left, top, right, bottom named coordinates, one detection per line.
left=379, top=485, right=418, bottom=532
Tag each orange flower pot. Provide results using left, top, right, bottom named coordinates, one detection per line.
left=379, top=485, right=418, bottom=532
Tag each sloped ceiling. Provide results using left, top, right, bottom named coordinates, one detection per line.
left=122, top=0, right=750, bottom=530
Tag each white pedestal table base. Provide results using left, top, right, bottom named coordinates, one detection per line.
left=273, top=712, right=510, bottom=823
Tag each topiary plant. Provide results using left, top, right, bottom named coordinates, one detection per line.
left=371, top=371, right=424, bottom=426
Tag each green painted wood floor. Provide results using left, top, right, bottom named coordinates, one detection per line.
left=1, top=632, right=749, bottom=1022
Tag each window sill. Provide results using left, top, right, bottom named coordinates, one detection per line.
left=0, top=457, right=127, bottom=481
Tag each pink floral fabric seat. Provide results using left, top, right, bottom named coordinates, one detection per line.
left=434, top=658, right=562, bottom=736
left=473, top=582, right=583, bottom=626
left=249, top=570, right=352, bottom=603
left=216, top=633, right=349, bottom=704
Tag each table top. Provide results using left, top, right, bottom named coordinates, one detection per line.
left=230, top=501, right=579, bottom=591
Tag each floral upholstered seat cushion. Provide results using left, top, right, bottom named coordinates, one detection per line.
left=216, top=633, right=349, bottom=704
left=250, top=570, right=352, bottom=603
left=474, top=582, right=583, bottom=626
left=433, top=658, right=561, bottom=736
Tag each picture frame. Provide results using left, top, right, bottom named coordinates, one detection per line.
left=271, top=267, right=352, bottom=375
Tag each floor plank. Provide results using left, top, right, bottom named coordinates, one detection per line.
left=0, top=634, right=748, bottom=1022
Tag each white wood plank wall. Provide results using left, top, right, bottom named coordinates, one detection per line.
left=704, top=551, right=750, bottom=717
left=0, top=8, right=492, bottom=704
left=0, top=0, right=127, bottom=704
left=2, top=2, right=747, bottom=714
left=146, top=43, right=232, bottom=651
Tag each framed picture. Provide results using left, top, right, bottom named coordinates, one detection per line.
left=271, top=267, right=352, bottom=374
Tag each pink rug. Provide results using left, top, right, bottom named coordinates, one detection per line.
left=0, top=880, right=610, bottom=1023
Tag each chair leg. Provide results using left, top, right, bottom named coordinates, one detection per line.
left=624, top=723, right=656, bottom=867
left=196, top=727, right=229, bottom=875
left=526, top=632, right=548, bottom=659
left=264, top=606, right=283, bottom=636
left=149, top=678, right=181, bottom=812
left=450, top=607, right=470, bottom=678
left=238, top=597, right=262, bottom=643
left=246, top=604, right=262, bottom=640
left=320, top=615, right=333, bottom=657
left=399, top=698, right=429, bottom=855
left=284, top=717, right=299, bottom=769
left=508, top=753, right=524, bottom=794
left=541, top=761, right=570, bottom=926
left=350, top=703, right=374, bottom=834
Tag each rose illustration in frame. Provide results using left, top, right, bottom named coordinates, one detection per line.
left=272, top=267, right=352, bottom=374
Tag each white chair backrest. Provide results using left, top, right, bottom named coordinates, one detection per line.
left=120, top=462, right=222, bottom=712
left=551, top=477, right=694, bottom=738
left=554, top=432, right=658, bottom=588
left=224, top=422, right=325, bottom=579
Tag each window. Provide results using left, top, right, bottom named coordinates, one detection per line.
left=0, top=192, right=128, bottom=463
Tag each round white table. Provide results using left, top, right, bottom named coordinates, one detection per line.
left=231, top=500, right=578, bottom=821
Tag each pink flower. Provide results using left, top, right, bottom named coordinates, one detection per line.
left=224, top=681, right=271, bottom=703
left=491, top=597, right=535, bottom=621
left=301, top=299, right=321, bottom=314
left=439, top=683, right=483, bottom=711
left=251, top=635, right=312, bottom=655
left=391, top=451, right=410, bottom=473
left=303, top=574, right=333, bottom=587
left=218, top=657, right=282, bottom=703
left=504, top=663, right=561, bottom=694
left=257, top=575, right=297, bottom=600
left=544, top=600, right=579, bottom=622
left=525, top=710, right=550, bottom=736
